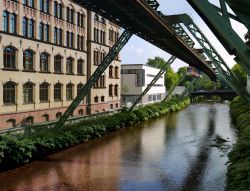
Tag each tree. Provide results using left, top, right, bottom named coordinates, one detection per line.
left=146, top=56, right=179, bottom=90
left=231, top=64, right=247, bottom=87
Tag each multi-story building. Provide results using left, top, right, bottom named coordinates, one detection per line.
left=121, top=64, right=166, bottom=107
left=0, top=0, right=121, bottom=129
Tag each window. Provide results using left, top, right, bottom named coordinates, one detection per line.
left=109, top=66, right=113, bottom=78
left=23, top=116, right=34, bottom=126
left=23, top=82, right=34, bottom=103
left=94, top=14, right=99, bottom=21
left=3, top=11, right=8, bottom=32
left=115, top=103, right=119, bottom=108
left=77, top=83, right=84, bottom=95
left=54, top=83, right=62, bottom=101
left=40, top=0, right=49, bottom=13
left=44, top=24, right=50, bottom=42
left=114, top=85, right=118, bottom=96
left=28, top=19, right=34, bottom=38
left=23, top=0, right=34, bottom=7
left=66, top=32, right=74, bottom=48
left=94, top=96, right=98, bottom=103
left=66, top=83, right=73, bottom=100
left=109, top=84, right=113, bottom=97
left=66, top=7, right=74, bottom=24
left=94, top=28, right=99, bottom=42
left=109, top=29, right=114, bottom=41
left=77, top=12, right=84, bottom=27
left=101, top=17, right=106, bottom=24
left=3, top=82, right=16, bottom=104
left=110, top=104, right=113, bottom=109
left=66, top=57, right=74, bottom=74
left=6, top=119, right=16, bottom=128
left=77, top=59, right=84, bottom=75
left=39, top=22, right=44, bottom=40
left=77, top=35, right=84, bottom=50
left=4, top=47, right=16, bottom=69
left=40, top=53, right=49, bottom=72
left=22, top=17, right=28, bottom=37
left=10, top=14, right=17, bottom=34
left=40, top=82, right=49, bottom=102
left=115, top=66, right=119, bottom=78
left=101, top=96, right=105, bottom=102
left=23, top=50, right=34, bottom=70
left=42, top=114, right=49, bottom=122
left=93, top=50, right=100, bottom=65
left=56, top=112, right=62, bottom=119
left=54, top=27, right=63, bottom=45
left=54, top=55, right=62, bottom=73
left=58, top=4, right=62, bottom=19
left=54, top=1, right=58, bottom=17
left=79, top=109, right=84, bottom=115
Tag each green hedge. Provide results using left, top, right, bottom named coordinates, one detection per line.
left=226, top=97, right=250, bottom=190
left=0, top=97, right=190, bottom=170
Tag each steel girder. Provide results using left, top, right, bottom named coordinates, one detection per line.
left=128, top=56, right=176, bottom=111
left=187, top=0, right=250, bottom=77
left=54, top=30, right=132, bottom=128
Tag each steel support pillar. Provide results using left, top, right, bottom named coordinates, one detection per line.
left=187, top=0, right=250, bottom=76
left=55, top=30, right=132, bottom=128
left=163, top=74, right=186, bottom=101
left=128, top=56, right=176, bottom=111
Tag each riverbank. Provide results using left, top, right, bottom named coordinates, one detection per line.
left=0, top=96, right=190, bottom=171
left=226, top=97, right=250, bottom=190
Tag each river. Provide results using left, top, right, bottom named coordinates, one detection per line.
left=0, top=103, right=236, bottom=191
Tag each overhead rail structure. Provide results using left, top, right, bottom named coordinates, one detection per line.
left=187, top=0, right=250, bottom=77
left=75, top=0, right=216, bottom=80
left=164, top=14, right=250, bottom=102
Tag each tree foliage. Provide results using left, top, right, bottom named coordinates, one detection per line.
left=231, top=64, right=247, bottom=87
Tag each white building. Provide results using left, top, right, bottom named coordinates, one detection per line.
left=121, top=64, right=166, bottom=106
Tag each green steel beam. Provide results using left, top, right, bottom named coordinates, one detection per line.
left=128, top=55, right=176, bottom=111
left=187, top=0, right=250, bottom=77
left=55, top=30, right=132, bottom=128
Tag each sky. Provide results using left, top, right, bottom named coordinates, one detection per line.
left=120, top=0, right=248, bottom=71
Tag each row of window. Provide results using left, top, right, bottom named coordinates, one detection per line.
left=3, top=46, right=85, bottom=75
left=3, top=81, right=119, bottom=105
left=23, top=0, right=85, bottom=25
left=94, top=28, right=106, bottom=44
left=3, top=11, right=85, bottom=50
left=109, top=66, right=119, bottom=78
left=3, top=82, right=85, bottom=104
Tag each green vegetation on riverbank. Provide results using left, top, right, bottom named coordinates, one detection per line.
left=226, top=97, right=250, bottom=190
left=0, top=97, right=190, bottom=170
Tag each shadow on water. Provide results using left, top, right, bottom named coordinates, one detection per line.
left=181, top=106, right=216, bottom=191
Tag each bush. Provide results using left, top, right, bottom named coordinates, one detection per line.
left=226, top=97, right=250, bottom=190
left=0, top=97, right=190, bottom=170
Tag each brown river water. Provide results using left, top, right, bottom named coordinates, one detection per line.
left=0, top=103, right=236, bottom=191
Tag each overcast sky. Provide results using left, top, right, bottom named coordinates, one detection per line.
left=120, top=0, right=247, bottom=71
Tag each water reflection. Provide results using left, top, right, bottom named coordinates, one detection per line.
left=0, top=103, right=236, bottom=191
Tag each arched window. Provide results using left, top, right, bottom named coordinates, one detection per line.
left=101, top=96, right=105, bottom=102
left=109, top=28, right=114, bottom=41
left=66, top=57, right=74, bottom=74
left=23, top=116, right=34, bottom=126
left=23, top=49, right=34, bottom=70
left=40, top=82, right=49, bottom=102
left=94, top=96, right=98, bottom=103
left=115, top=103, right=119, bottom=108
left=109, top=84, right=113, bottom=97
left=80, top=13, right=84, bottom=27
left=54, top=55, right=62, bottom=73
left=115, top=66, right=119, bottom=78
left=56, top=112, right=62, bottom=119
left=77, top=59, right=84, bottom=75
left=94, top=14, right=99, bottom=21
left=6, top=119, right=16, bottom=128
left=58, top=3, right=63, bottom=19
left=54, top=83, right=62, bottom=101
left=78, top=109, right=84, bottom=115
left=40, top=52, right=49, bottom=72
left=42, top=114, right=49, bottom=122
left=70, top=9, right=74, bottom=24
left=114, top=84, right=118, bottom=96
left=4, top=46, right=16, bottom=69
left=109, top=66, right=113, bottom=78
left=23, top=82, right=34, bottom=103
left=77, top=83, right=84, bottom=95
left=66, top=7, right=70, bottom=22
left=44, top=24, right=50, bottom=42
left=3, top=81, right=16, bottom=104
left=3, top=11, right=9, bottom=32
left=10, top=14, right=17, bottom=34
left=66, top=83, right=74, bottom=100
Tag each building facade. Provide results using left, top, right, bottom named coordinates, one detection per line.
left=0, top=0, right=121, bottom=129
left=121, top=64, right=166, bottom=107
